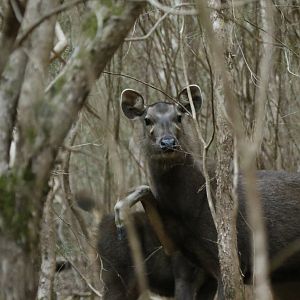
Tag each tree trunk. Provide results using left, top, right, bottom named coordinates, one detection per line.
left=197, top=1, right=245, bottom=298
left=0, top=1, right=145, bottom=298
left=0, top=237, right=37, bottom=299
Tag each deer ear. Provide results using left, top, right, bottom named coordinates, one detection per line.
left=121, top=89, right=146, bottom=119
left=177, top=84, right=202, bottom=114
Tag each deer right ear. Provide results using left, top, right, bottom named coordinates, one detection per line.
left=177, top=84, right=202, bottom=114
left=121, top=89, right=146, bottom=119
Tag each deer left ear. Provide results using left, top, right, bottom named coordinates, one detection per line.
left=121, top=89, right=146, bottom=119
left=177, top=84, right=202, bottom=114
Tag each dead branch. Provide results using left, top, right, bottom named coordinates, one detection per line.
left=15, top=0, right=85, bottom=46
left=37, top=177, right=59, bottom=300
left=58, top=250, right=102, bottom=298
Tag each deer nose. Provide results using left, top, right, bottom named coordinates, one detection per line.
left=160, top=136, right=176, bottom=151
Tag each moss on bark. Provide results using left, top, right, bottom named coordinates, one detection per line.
left=0, top=171, right=36, bottom=251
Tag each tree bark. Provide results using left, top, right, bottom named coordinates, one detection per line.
left=0, top=0, right=24, bottom=75
left=197, top=1, right=274, bottom=299
left=37, top=183, right=57, bottom=300
left=197, top=1, right=245, bottom=299
left=0, top=49, right=27, bottom=175
left=1, top=0, right=58, bottom=297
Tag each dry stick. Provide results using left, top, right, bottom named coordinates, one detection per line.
left=140, top=194, right=176, bottom=256
left=83, top=103, right=146, bottom=174
left=243, top=17, right=299, bottom=59
left=147, top=0, right=259, bottom=18
left=66, top=118, right=103, bottom=278
left=83, top=103, right=147, bottom=174
left=63, top=145, right=103, bottom=163
left=51, top=203, right=98, bottom=256
left=147, top=0, right=198, bottom=15
left=62, top=119, right=89, bottom=239
left=179, top=17, right=217, bottom=227
left=241, top=2, right=274, bottom=299
left=103, top=70, right=191, bottom=114
left=58, top=250, right=102, bottom=298
left=123, top=210, right=150, bottom=300
left=102, top=71, right=175, bottom=102
left=61, top=120, right=103, bottom=295
left=125, top=7, right=169, bottom=41
left=202, top=33, right=216, bottom=150
left=270, top=240, right=300, bottom=273
left=126, top=3, right=198, bottom=42
left=61, top=123, right=101, bottom=290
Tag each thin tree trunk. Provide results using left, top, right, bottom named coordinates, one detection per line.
left=37, top=181, right=57, bottom=300
left=197, top=0, right=274, bottom=299
left=196, top=1, right=245, bottom=298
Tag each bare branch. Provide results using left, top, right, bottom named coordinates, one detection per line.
left=58, top=250, right=102, bottom=298
left=147, top=0, right=198, bottom=15
left=241, top=2, right=275, bottom=299
left=102, top=71, right=175, bottom=101
left=15, top=0, right=86, bottom=46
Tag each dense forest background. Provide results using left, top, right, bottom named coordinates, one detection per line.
left=0, top=0, right=299, bottom=299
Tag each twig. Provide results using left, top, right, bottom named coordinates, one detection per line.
left=62, top=118, right=89, bottom=239
left=58, top=249, right=102, bottom=298
left=284, top=48, right=300, bottom=78
left=102, top=71, right=175, bottom=102
left=147, top=0, right=198, bottom=15
left=16, top=0, right=86, bottom=46
left=126, top=3, right=198, bottom=42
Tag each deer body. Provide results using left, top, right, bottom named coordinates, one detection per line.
left=148, top=158, right=220, bottom=277
left=98, top=212, right=217, bottom=300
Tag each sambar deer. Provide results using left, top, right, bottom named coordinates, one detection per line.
left=116, top=84, right=300, bottom=299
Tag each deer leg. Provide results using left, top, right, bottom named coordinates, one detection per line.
left=114, top=185, right=176, bottom=255
left=114, top=185, right=152, bottom=239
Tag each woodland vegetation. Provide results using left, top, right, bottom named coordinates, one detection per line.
left=0, top=0, right=299, bottom=299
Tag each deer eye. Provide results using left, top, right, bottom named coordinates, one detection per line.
left=144, top=117, right=152, bottom=126
left=177, top=115, right=182, bottom=123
